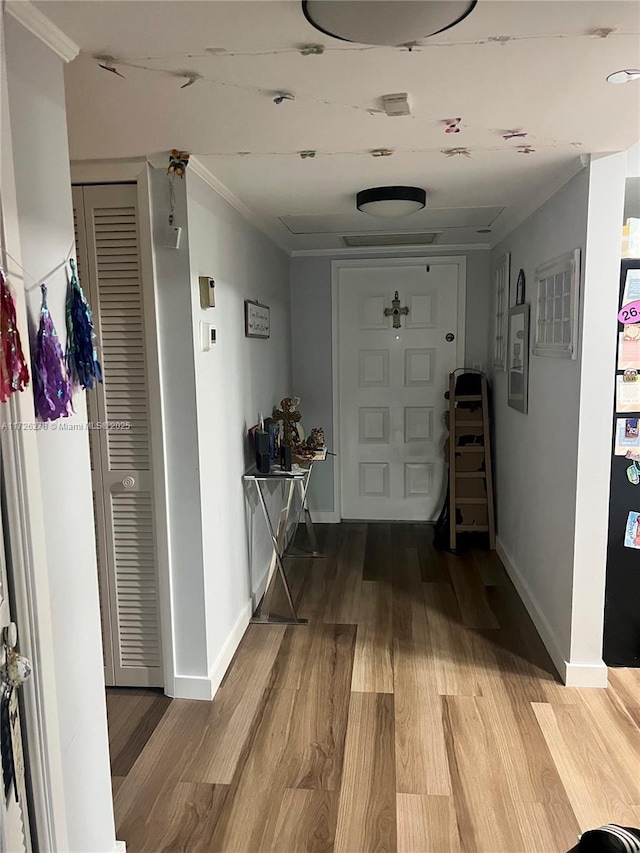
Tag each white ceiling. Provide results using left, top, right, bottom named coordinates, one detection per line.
left=35, top=0, right=640, bottom=252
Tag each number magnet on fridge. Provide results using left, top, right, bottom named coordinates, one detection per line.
left=618, top=299, right=640, bottom=325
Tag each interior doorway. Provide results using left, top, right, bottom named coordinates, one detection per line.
left=334, top=257, right=466, bottom=521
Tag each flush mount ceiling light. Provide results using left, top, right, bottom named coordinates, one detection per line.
left=302, top=1, right=476, bottom=46
left=607, top=69, right=640, bottom=84
left=357, top=186, right=427, bottom=218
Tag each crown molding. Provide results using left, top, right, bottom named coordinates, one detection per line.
left=5, top=0, right=79, bottom=62
left=290, top=243, right=491, bottom=257
left=188, top=157, right=292, bottom=255
left=70, top=157, right=147, bottom=183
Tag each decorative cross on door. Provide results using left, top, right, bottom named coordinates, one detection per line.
left=273, top=397, right=302, bottom=446
left=384, top=291, right=409, bottom=328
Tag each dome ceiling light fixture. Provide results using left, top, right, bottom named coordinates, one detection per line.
left=357, top=186, right=427, bottom=218
left=607, top=69, right=640, bottom=84
left=302, top=1, right=477, bottom=46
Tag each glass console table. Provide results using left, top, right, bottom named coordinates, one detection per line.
left=243, top=451, right=326, bottom=625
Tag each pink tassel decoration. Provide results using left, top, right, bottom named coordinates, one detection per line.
left=33, top=283, right=73, bottom=421
left=0, top=267, right=30, bottom=402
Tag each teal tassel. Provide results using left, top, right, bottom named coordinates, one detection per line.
left=65, top=258, right=102, bottom=390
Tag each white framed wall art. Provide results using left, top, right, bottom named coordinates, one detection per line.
left=533, top=248, right=581, bottom=359
left=493, top=252, right=510, bottom=371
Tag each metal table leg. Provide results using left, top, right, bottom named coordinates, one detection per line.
left=250, top=478, right=308, bottom=625
left=285, top=467, right=325, bottom=559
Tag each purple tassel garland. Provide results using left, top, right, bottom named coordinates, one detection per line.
left=65, top=258, right=102, bottom=390
left=0, top=267, right=30, bottom=402
left=33, top=283, right=73, bottom=421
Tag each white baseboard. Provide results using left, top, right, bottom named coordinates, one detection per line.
left=171, top=673, right=215, bottom=701
left=208, top=599, right=253, bottom=697
left=564, top=660, right=608, bottom=688
left=252, top=566, right=270, bottom=612
left=171, top=600, right=253, bottom=701
left=114, top=841, right=126, bottom=853
left=496, top=538, right=607, bottom=689
left=310, top=511, right=340, bottom=524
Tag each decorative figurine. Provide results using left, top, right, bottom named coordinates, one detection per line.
left=293, top=426, right=326, bottom=461
left=273, top=397, right=302, bottom=447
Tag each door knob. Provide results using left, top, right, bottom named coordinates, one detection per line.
left=122, top=476, right=135, bottom=489
left=446, top=332, right=455, bottom=342
left=1, top=623, right=32, bottom=690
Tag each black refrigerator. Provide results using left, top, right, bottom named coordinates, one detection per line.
left=603, top=258, right=640, bottom=666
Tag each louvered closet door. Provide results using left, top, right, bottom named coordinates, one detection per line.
left=73, top=187, right=117, bottom=686
left=74, top=183, right=163, bottom=688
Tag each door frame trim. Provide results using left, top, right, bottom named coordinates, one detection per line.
left=70, top=159, right=175, bottom=696
left=331, top=255, right=467, bottom=522
left=1, top=9, right=69, bottom=842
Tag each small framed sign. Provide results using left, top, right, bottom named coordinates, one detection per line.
left=244, top=299, right=270, bottom=338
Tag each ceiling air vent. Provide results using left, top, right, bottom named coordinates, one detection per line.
left=343, top=232, right=440, bottom=248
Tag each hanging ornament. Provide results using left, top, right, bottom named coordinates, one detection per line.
left=167, top=149, right=190, bottom=177
left=65, top=259, right=102, bottom=390
left=0, top=268, right=30, bottom=403
left=33, top=284, right=73, bottom=421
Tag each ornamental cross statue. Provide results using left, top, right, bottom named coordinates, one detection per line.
left=273, top=397, right=302, bottom=446
left=384, top=291, right=409, bottom=329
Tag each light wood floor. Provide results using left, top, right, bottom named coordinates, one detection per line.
left=108, top=523, right=640, bottom=853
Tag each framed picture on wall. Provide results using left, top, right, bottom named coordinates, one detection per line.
left=493, top=252, right=510, bottom=371
left=507, top=304, right=530, bottom=414
left=515, top=268, right=526, bottom=305
left=533, top=249, right=581, bottom=359
left=244, top=299, right=270, bottom=338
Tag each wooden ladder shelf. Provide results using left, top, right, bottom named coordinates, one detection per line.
left=448, top=372, right=496, bottom=551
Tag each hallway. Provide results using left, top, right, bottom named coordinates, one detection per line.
left=107, top=524, right=640, bottom=852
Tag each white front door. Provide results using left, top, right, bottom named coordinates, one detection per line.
left=337, top=260, right=464, bottom=521
left=0, top=452, right=30, bottom=853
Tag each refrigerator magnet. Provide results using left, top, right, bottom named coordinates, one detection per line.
left=623, top=511, right=640, bottom=549
left=615, top=418, right=640, bottom=455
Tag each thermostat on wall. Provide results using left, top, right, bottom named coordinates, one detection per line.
left=198, top=276, right=215, bottom=308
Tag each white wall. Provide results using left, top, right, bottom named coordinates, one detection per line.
left=290, top=250, right=491, bottom=514
left=627, top=141, right=640, bottom=179
left=570, top=152, right=626, bottom=681
left=186, top=168, right=292, bottom=676
left=4, top=16, right=116, bottom=853
left=490, top=169, right=588, bottom=669
left=149, top=166, right=209, bottom=687
left=149, top=163, right=292, bottom=698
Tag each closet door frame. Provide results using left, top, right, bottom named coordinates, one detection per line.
left=71, top=159, right=174, bottom=696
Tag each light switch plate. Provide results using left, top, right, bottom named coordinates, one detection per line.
left=199, top=322, right=217, bottom=351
